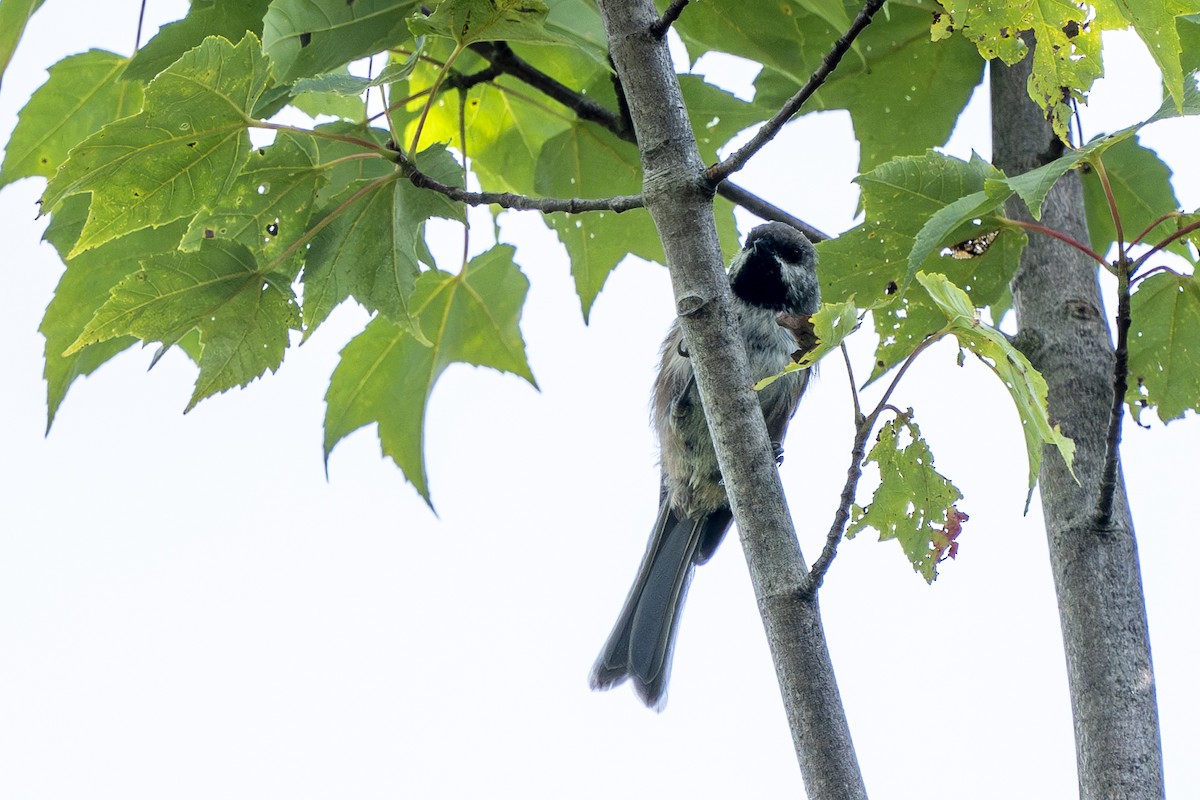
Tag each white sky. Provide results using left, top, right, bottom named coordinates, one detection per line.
left=1, top=3, right=1197, bottom=798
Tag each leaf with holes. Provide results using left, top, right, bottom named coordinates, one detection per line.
left=41, top=34, right=271, bottom=256
left=181, top=131, right=328, bottom=277
left=848, top=413, right=964, bottom=582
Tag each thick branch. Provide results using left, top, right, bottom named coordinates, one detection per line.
left=708, top=0, right=886, bottom=184
left=1095, top=260, right=1130, bottom=527
left=596, top=1, right=865, bottom=796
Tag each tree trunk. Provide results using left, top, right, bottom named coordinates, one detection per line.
left=595, top=1, right=866, bottom=796
left=991, top=55, right=1165, bottom=799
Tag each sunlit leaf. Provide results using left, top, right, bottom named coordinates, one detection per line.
left=0, top=50, right=143, bottom=189
left=410, top=0, right=569, bottom=47
left=41, top=34, right=272, bottom=256
left=123, top=0, right=272, bottom=81
left=182, top=131, right=328, bottom=276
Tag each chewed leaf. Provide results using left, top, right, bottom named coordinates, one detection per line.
left=848, top=413, right=965, bottom=582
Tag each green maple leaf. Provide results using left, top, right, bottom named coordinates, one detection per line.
left=41, top=34, right=271, bottom=256
left=324, top=245, right=536, bottom=501
left=679, top=75, right=771, bottom=165
left=0, top=49, right=143, bottom=189
left=409, top=0, right=568, bottom=47
left=262, top=0, right=421, bottom=82
left=0, top=0, right=44, bottom=88
left=40, top=195, right=189, bottom=428
left=301, top=144, right=463, bottom=336
left=181, top=131, right=328, bottom=276
left=123, top=0, right=273, bottom=81
left=65, top=239, right=300, bottom=411
left=1127, top=272, right=1200, bottom=423
left=534, top=124, right=659, bottom=318
left=848, top=413, right=965, bottom=583
left=1109, top=0, right=1200, bottom=113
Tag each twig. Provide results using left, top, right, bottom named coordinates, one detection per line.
left=1130, top=265, right=1179, bottom=287
left=708, top=0, right=887, bottom=185
left=650, top=0, right=690, bottom=37
left=390, top=148, right=644, bottom=213
left=134, top=0, right=148, bottom=52
left=804, top=332, right=944, bottom=593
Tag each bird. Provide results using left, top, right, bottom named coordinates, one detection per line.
left=590, top=221, right=821, bottom=709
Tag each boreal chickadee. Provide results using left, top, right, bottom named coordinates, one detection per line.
left=590, top=221, right=820, bottom=709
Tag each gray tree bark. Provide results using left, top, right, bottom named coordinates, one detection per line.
left=991, top=56, right=1165, bottom=798
left=594, top=1, right=866, bottom=797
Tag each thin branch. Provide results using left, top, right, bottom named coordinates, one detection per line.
left=252, top=119, right=393, bottom=155
left=650, top=0, right=689, bottom=38
left=840, top=342, right=861, bottom=421
left=410, top=43, right=464, bottom=156
left=1094, top=255, right=1131, bottom=528
left=390, top=148, right=644, bottom=212
left=804, top=332, right=944, bottom=592
left=708, top=0, right=887, bottom=185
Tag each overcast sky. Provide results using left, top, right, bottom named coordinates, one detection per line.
left=1, top=3, right=1197, bottom=798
